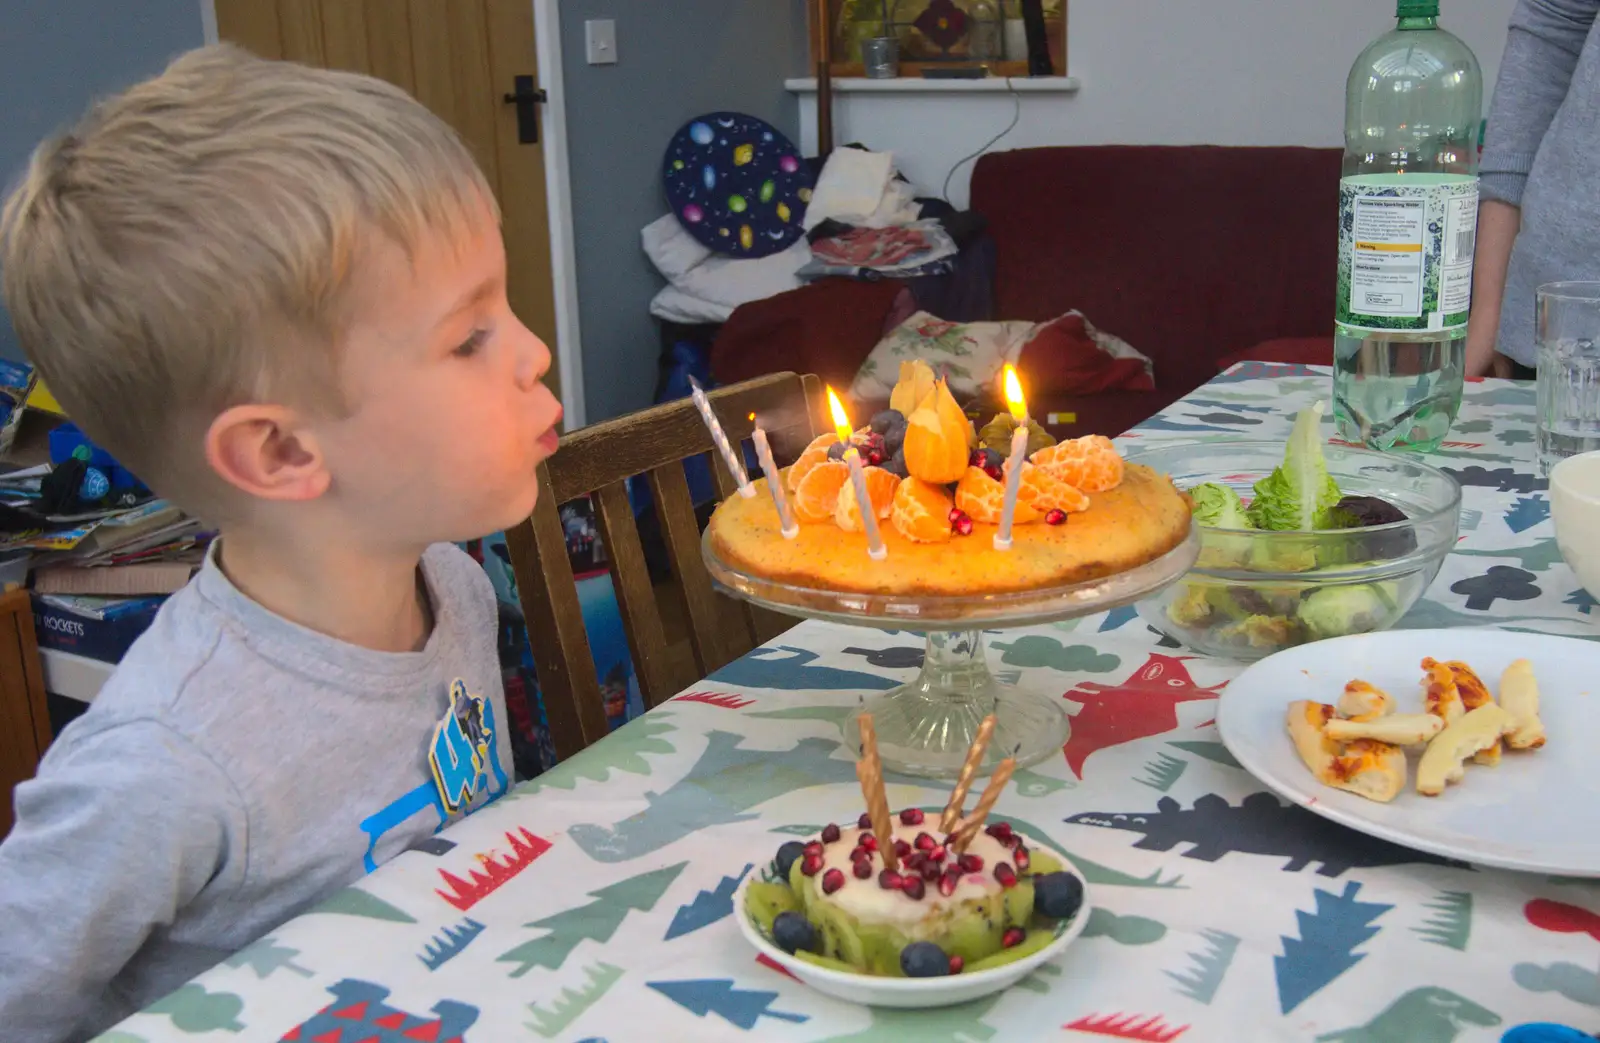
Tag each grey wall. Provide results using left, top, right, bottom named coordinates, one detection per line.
left=0, top=1, right=206, bottom=361
left=560, top=0, right=809, bottom=424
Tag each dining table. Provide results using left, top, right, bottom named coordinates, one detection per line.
left=101, top=363, right=1600, bottom=1043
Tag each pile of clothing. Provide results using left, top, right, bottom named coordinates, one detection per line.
left=644, top=147, right=971, bottom=326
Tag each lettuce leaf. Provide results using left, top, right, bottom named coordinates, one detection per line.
left=1247, top=403, right=1343, bottom=531
left=1189, top=482, right=1254, bottom=529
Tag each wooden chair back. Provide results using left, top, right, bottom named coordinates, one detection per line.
left=502, top=371, right=830, bottom=762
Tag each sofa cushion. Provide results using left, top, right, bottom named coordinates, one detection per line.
left=849, top=311, right=1036, bottom=403
left=1019, top=311, right=1156, bottom=396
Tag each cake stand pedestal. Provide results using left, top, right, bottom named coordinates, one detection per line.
left=704, top=525, right=1200, bottom=779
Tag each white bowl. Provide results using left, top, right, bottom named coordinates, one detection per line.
left=733, top=849, right=1093, bottom=1008
left=1552, top=450, right=1600, bottom=600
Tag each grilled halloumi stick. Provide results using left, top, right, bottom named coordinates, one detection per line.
left=1337, top=680, right=1394, bottom=721
left=1498, top=658, right=1547, bottom=750
left=1421, top=658, right=1465, bottom=724
left=1442, top=660, right=1502, bottom=766
left=1287, top=700, right=1406, bottom=803
left=1324, top=713, right=1443, bottom=747
left=1417, top=704, right=1511, bottom=796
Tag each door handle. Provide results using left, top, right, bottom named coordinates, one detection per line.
left=503, top=75, right=548, bottom=144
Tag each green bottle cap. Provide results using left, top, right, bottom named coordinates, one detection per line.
left=1398, top=0, right=1439, bottom=17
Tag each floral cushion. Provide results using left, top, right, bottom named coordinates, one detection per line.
left=849, top=310, right=1036, bottom=403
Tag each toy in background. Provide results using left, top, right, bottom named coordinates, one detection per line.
left=463, top=497, right=643, bottom=780
left=661, top=112, right=814, bottom=258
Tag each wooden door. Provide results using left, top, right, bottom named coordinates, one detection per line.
left=214, top=0, right=562, bottom=408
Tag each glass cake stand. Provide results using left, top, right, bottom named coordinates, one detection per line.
left=703, top=523, right=1201, bottom=778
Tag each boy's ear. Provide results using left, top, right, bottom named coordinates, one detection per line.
left=204, top=404, right=331, bottom=502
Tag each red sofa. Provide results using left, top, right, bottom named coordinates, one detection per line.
left=712, top=144, right=1341, bottom=437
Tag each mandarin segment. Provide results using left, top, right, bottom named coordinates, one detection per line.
left=835, top=465, right=900, bottom=531
left=890, top=476, right=955, bottom=543
left=793, top=460, right=851, bottom=523
left=954, top=466, right=1039, bottom=525
left=787, top=433, right=837, bottom=492
left=1031, top=435, right=1124, bottom=492
left=1019, top=463, right=1091, bottom=514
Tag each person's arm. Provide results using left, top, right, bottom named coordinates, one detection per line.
left=1466, top=200, right=1522, bottom=376
left=1466, top=0, right=1598, bottom=374
left=0, top=721, right=241, bottom=1043
left=1479, top=0, right=1599, bottom=208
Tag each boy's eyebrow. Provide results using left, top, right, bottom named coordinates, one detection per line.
left=435, top=276, right=498, bottom=328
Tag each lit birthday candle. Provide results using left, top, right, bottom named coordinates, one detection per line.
left=993, top=365, right=1030, bottom=551
left=826, top=386, right=886, bottom=560
left=748, top=413, right=798, bottom=538
left=687, top=375, right=754, bottom=498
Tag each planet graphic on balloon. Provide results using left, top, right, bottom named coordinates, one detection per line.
left=661, top=111, right=815, bottom=258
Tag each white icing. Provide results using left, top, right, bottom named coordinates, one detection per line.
left=805, top=821, right=1016, bottom=932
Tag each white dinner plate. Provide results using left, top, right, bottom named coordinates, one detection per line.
left=1215, top=628, right=1600, bottom=877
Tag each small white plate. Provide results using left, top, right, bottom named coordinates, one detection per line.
left=1216, top=628, right=1600, bottom=877
left=734, top=852, right=1093, bottom=1008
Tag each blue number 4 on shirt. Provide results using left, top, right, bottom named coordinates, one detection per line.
left=430, top=679, right=494, bottom=813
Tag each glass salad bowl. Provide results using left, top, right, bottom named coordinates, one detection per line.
left=1122, top=440, right=1461, bottom=661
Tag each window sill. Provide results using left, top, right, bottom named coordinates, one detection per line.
left=785, top=76, right=1080, bottom=95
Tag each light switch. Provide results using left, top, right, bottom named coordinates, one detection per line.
left=585, top=19, right=617, bottom=65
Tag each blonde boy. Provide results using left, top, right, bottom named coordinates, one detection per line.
left=0, top=44, right=562, bottom=1042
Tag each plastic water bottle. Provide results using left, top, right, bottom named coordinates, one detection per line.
left=1332, top=0, right=1482, bottom=452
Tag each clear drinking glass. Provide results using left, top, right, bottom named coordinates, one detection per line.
left=1536, top=282, right=1600, bottom=475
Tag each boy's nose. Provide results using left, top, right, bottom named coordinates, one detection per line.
left=514, top=328, right=552, bottom=391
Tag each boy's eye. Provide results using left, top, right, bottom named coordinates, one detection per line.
left=453, top=329, right=488, bottom=358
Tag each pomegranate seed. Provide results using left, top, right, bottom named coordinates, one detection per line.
left=1002, top=927, right=1026, bottom=949
left=821, top=868, right=846, bottom=894
left=928, top=844, right=947, bottom=863
left=958, top=854, right=984, bottom=873
left=821, top=823, right=841, bottom=844
left=948, top=506, right=964, bottom=524
left=984, top=464, right=1004, bottom=482
left=904, top=852, right=926, bottom=872
left=900, top=808, right=925, bottom=825
left=986, top=822, right=1013, bottom=842
left=850, top=845, right=871, bottom=862
left=1045, top=508, right=1067, bottom=526
left=804, top=841, right=823, bottom=857
left=952, top=512, right=974, bottom=536
left=860, top=834, right=878, bottom=852
left=894, top=840, right=912, bottom=859
left=1014, top=846, right=1031, bottom=872
left=948, top=955, right=965, bottom=974
left=802, top=852, right=824, bottom=876
left=902, top=876, right=926, bottom=900
left=920, top=861, right=941, bottom=882
left=994, top=863, right=1018, bottom=888
left=852, top=858, right=873, bottom=879
left=878, top=870, right=904, bottom=891
left=938, top=870, right=959, bottom=897
left=968, top=449, right=984, bottom=466
left=915, top=832, right=936, bottom=852
left=858, top=812, right=873, bottom=829
left=866, top=450, right=884, bottom=466
left=1009, top=834, right=1025, bottom=850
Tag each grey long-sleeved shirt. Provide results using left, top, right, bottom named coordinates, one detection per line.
left=1479, top=0, right=1600, bottom=365
left=0, top=543, right=512, bottom=1042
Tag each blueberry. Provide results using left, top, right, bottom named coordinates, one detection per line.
left=899, top=940, right=950, bottom=977
left=827, top=442, right=847, bottom=461
left=1033, top=871, right=1084, bottom=920
left=882, top=449, right=909, bottom=478
left=870, top=409, right=904, bottom=435
left=772, top=910, right=817, bottom=954
left=774, top=840, right=806, bottom=880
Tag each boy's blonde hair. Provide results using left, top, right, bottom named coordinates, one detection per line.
left=0, top=43, right=495, bottom=511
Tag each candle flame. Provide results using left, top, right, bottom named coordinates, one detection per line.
left=1002, top=365, right=1027, bottom=423
left=748, top=412, right=756, bottom=422
left=826, top=386, right=853, bottom=444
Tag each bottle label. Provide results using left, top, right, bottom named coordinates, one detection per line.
left=1337, top=174, right=1478, bottom=335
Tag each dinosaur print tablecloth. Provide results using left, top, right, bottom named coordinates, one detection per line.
left=102, top=367, right=1600, bottom=1043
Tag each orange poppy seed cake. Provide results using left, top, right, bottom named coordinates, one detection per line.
left=706, top=360, right=1193, bottom=598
